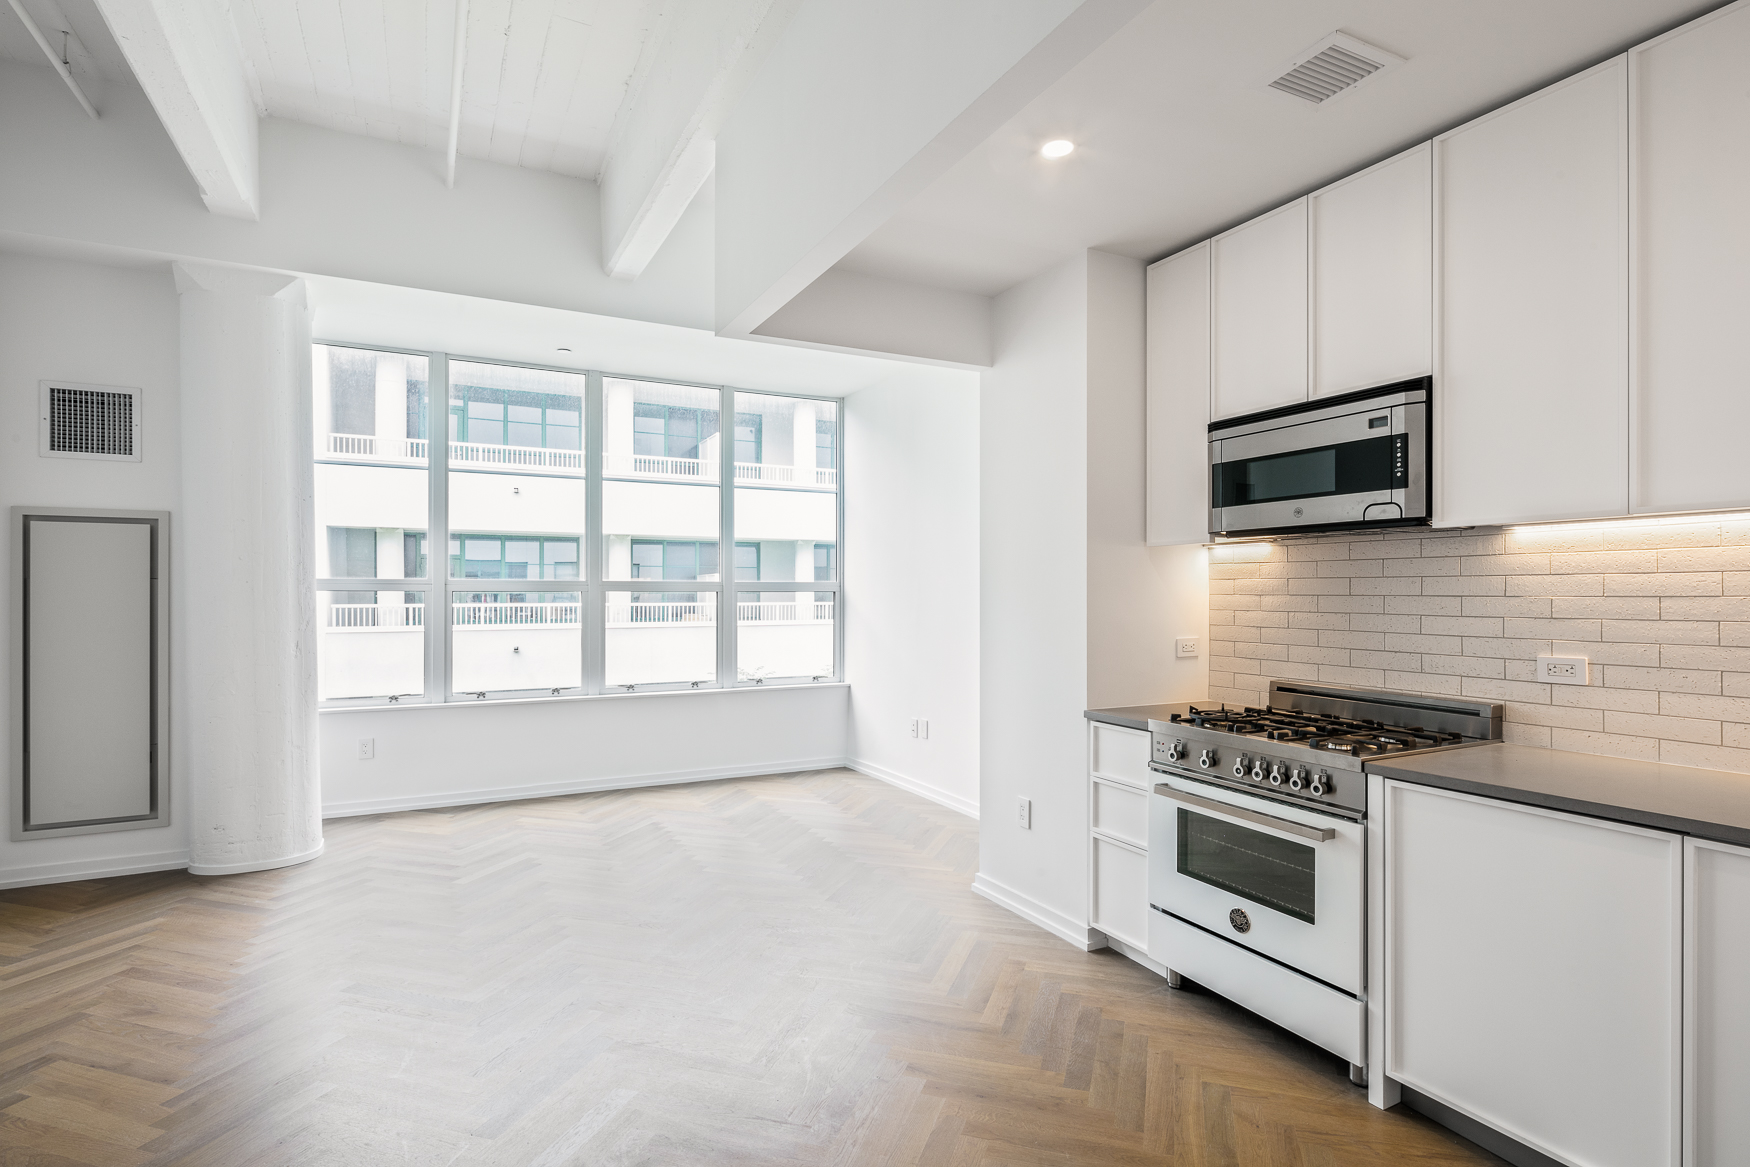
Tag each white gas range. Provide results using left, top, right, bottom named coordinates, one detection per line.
left=1145, top=682, right=1501, bottom=1084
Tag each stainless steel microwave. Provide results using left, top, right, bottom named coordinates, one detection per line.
left=1208, top=378, right=1429, bottom=538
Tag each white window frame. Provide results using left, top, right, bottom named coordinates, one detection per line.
left=313, top=344, right=844, bottom=706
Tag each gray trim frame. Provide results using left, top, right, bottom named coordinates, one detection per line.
left=10, top=505, right=172, bottom=841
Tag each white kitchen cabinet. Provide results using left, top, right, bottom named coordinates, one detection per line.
left=1629, top=2, right=1750, bottom=515
left=1685, top=837, right=1750, bottom=1166
left=1383, top=781, right=1681, bottom=1167
left=1434, top=57, right=1630, bottom=527
left=1146, top=243, right=1212, bottom=545
left=1088, top=721, right=1152, bottom=952
left=1211, top=200, right=1307, bottom=421
left=1311, top=144, right=1432, bottom=398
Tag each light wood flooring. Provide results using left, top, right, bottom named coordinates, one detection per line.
left=0, top=768, right=1503, bottom=1166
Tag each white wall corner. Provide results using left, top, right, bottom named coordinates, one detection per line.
left=753, top=267, right=992, bottom=367
left=847, top=758, right=978, bottom=819
left=94, top=0, right=260, bottom=219
left=972, top=871, right=1104, bottom=951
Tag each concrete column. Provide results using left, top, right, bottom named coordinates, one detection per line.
left=374, top=351, right=407, bottom=447
left=606, top=379, right=633, bottom=472
left=790, top=399, right=814, bottom=480
left=174, top=262, right=322, bottom=877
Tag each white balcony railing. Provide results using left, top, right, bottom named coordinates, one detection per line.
left=326, top=434, right=428, bottom=462
left=328, top=603, right=425, bottom=630
left=601, top=453, right=836, bottom=489
left=326, top=600, right=832, bottom=631
left=450, top=441, right=584, bottom=472
left=451, top=602, right=581, bottom=627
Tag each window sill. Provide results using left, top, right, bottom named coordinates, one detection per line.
left=318, top=681, right=849, bottom=715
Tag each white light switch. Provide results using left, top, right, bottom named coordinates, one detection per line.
left=918, top=719, right=929, bottom=740
left=1017, top=797, right=1031, bottom=830
left=1176, top=637, right=1199, bottom=658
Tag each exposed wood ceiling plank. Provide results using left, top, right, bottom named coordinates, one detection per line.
left=93, top=0, right=261, bottom=218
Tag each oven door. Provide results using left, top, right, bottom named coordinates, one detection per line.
left=1209, top=400, right=1425, bottom=536
left=1148, top=773, right=1363, bottom=995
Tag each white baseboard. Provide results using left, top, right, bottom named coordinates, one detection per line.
left=971, top=871, right=1103, bottom=951
left=845, top=757, right=978, bottom=819
left=187, top=840, right=326, bottom=877
left=320, top=756, right=852, bottom=819
left=0, top=849, right=190, bottom=890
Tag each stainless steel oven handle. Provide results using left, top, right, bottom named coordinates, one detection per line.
left=1153, top=783, right=1336, bottom=843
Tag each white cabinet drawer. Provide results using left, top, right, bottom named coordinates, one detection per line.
left=1092, top=835, right=1148, bottom=949
left=1089, top=721, right=1151, bottom=788
left=1092, top=779, right=1148, bottom=848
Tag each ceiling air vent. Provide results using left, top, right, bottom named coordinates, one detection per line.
left=1268, top=33, right=1404, bottom=106
left=39, top=382, right=143, bottom=462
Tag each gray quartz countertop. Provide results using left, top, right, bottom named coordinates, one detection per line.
left=1369, top=742, right=1750, bottom=848
left=1084, top=704, right=1184, bottom=732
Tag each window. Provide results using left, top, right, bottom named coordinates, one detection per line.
left=316, top=352, right=841, bottom=704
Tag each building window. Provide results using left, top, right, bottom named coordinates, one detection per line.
left=315, top=352, right=841, bottom=703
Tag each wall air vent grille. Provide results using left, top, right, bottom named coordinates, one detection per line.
left=39, top=382, right=143, bottom=462
left=1268, top=33, right=1404, bottom=105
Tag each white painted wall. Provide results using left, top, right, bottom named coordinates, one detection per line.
left=319, top=685, right=848, bottom=818
left=0, top=66, right=712, bottom=329
left=843, top=367, right=981, bottom=816
left=975, top=250, right=1209, bottom=948
left=754, top=268, right=993, bottom=367
left=976, top=253, right=1091, bottom=939
left=1086, top=250, right=1209, bottom=708
left=0, top=251, right=189, bottom=888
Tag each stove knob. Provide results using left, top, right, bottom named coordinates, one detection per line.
left=1232, top=754, right=1250, bottom=779
left=1309, top=771, right=1330, bottom=797
left=1268, top=763, right=1284, bottom=786
left=1287, top=767, right=1306, bottom=792
left=1165, top=740, right=1184, bottom=762
left=1199, top=747, right=1217, bottom=770
left=1250, top=759, right=1266, bottom=781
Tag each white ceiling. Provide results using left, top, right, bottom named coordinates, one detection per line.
left=228, top=0, right=657, bottom=177
left=835, top=0, right=1725, bottom=297
left=0, top=0, right=131, bottom=81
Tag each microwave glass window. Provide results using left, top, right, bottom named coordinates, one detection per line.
left=1177, top=808, right=1315, bottom=923
left=1214, top=434, right=1402, bottom=507
left=1246, top=448, right=1336, bottom=503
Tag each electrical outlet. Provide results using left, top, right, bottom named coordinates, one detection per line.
left=910, top=719, right=919, bottom=738
left=1537, top=655, right=1590, bottom=685
left=1175, top=637, right=1199, bottom=658
left=918, top=719, right=929, bottom=740
left=358, top=738, right=375, bottom=761
left=1017, top=797, right=1031, bottom=830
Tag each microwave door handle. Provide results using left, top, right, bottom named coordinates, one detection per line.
left=1152, top=784, right=1336, bottom=843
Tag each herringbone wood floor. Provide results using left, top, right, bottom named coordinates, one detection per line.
left=0, top=769, right=1501, bottom=1166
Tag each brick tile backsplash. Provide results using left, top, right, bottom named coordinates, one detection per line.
left=1207, top=519, right=1750, bottom=775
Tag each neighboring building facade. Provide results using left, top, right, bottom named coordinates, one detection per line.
left=313, top=345, right=838, bottom=701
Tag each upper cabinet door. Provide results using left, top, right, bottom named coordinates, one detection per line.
left=1435, top=58, right=1629, bottom=527
left=1630, top=3, right=1750, bottom=515
left=1211, top=199, right=1308, bottom=421
left=1311, top=144, right=1433, bottom=398
left=1147, top=244, right=1213, bottom=545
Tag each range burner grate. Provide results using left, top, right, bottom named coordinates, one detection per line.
left=1167, top=704, right=1464, bottom=754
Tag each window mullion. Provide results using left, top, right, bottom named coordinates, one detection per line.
left=718, top=384, right=736, bottom=688
left=585, top=371, right=605, bottom=695
left=429, top=352, right=449, bottom=705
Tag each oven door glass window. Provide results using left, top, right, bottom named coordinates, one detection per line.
left=1177, top=808, right=1315, bottom=923
left=1213, top=433, right=1404, bottom=507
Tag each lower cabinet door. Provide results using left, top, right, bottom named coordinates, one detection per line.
left=1686, top=837, right=1750, bottom=1166
left=1091, top=834, right=1148, bottom=950
left=1384, top=782, right=1681, bottom=1167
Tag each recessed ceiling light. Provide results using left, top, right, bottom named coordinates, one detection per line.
left=1040, top=139, right=1075, bottom=160
left=557, top=347, right=572, bottom=352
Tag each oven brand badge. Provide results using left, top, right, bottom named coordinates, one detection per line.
left=1228, top=908, right=1252, bottom=934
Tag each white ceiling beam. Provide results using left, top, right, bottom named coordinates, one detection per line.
left=713, top=0, right=1150, bottom=337
left=444, top=0, right=469, bottom=188
left=597, top=0, right=797, bottom=280
left=8, top=0, right=105, bottom=118
left=92, top=0, right=260, bottom=219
